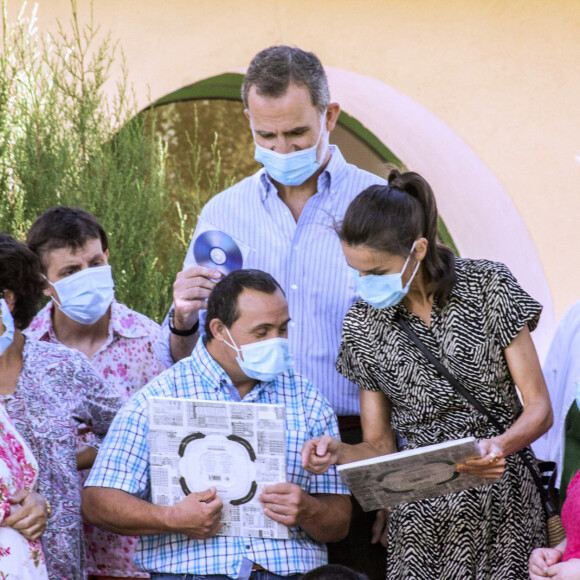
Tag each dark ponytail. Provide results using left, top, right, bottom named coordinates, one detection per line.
left=338, top=169, right=456, bottom=305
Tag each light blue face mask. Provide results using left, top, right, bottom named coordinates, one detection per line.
left=0, top=298, right=15, bottom=356
left=46, top=265, right=115, bottom=325
left=224, top=327, right=295, bottom=382
left=252, top=113, right=327, bottom=186
left=351, top=242, right=421, bottom=310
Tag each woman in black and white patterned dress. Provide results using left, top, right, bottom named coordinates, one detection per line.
left=302, top=170, right=552, bottom=579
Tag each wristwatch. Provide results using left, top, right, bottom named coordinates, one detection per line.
left=168, top=309, right=200, bottom=336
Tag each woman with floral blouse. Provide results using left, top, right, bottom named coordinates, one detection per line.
left=0, top=397, right=49, bottom=579
left=0, top=233, right=122, bottom=580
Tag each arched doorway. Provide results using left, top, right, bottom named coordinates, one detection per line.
left=147, top=68, right=553, bottom=357
left=146, top=72, right=458, bottom=253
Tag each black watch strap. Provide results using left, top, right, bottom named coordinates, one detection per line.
left=168, top=310, right=200, bottom=336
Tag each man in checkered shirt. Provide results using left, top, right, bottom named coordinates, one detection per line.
left=83, top=269, right=351, bottom=580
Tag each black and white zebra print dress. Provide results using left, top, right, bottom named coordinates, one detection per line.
left=336, top=258, right=547, bottom=580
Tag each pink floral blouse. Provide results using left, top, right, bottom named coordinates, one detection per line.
left=27, top=300, right=167, bottom=578
left=0, top=401, right=48, bottom=579
left=1, top=339, right=122, bottom=580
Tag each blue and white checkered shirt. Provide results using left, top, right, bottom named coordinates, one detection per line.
left=154, top=146, right=386, bottom=417
left=86, top=338, right=349, bottom=576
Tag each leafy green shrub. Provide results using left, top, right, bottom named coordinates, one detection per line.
left=0, top=1, right=232, bottom=322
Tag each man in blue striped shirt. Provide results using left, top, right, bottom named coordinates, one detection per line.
left=157, top=46, right=387, bottom=422
left=154, top=45, right=388, bottom=579
left=83, top=269, right=350, bottom=579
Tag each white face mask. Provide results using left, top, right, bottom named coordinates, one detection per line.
left=223, top=326, right=294, bottom=382
left=0, top=298, right=15, bottom=356
left=45, top=265, right=115, bottom=325
left=251, top=112, right=328, bottom=186
left=352, top=241, right=420, bottom=309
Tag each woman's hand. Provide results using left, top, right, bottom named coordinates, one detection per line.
left=529, top=547, right=563, bottom=578
left=371, top=507, right=390, bottom=547
left=0, top=489, right=48, bottom=541
left=301, top=435, right=341, bottom=474
left=456, top=438, right=506, bottom=479
left=76, top=444, right=98, bottom=471
left=545, top=558, right=580, bottom=579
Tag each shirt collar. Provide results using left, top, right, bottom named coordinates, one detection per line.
left=258, top=144, right=348, bottom=202
left=23, top=301, right=54, bottom=341
left=108, top=301, right=155, bottom=339
left=193, top=337, right=234, bottom=392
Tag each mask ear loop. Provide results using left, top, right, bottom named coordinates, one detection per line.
left=249, top=119, right=257, bottom=142
left=41, top=274, right=63, bottom=307
left=400, top=240, right=417, bottom=273
left=314, top=110, right=329, bottom=162
left=223, top=326, right=242, bottom=357
left=0, top=296, right=8, bottom=324
left=402, top=241, right=421, bottom=290
left=404, top=260, right=422, bottom=290
left=0, top=297, right=15, bottom=337
left=316, top=111, right=327, bottom=144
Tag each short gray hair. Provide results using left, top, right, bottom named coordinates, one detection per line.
left=241, top=46, right=330, bottom=114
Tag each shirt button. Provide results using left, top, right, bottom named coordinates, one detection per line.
left=289, top=322, right=296, bottom=328
left=245, top=545, right=251, bottom=550
left=290, top=284, right=297, bottom=290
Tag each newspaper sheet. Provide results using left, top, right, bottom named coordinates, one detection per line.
left=337, top=437, right=497, bottom=509
left=149, top=396, right=289, bottom=539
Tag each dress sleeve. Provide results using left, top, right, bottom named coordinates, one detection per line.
left=487, top=262, right=543, bottom=349
left=335, top=305, right=381, bottom=392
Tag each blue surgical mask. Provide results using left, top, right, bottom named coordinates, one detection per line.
left=252, top=113, right=327, bottom=186
left=46, top=265, right=115, bottom=325
left=352, top=242, right=421, bottom=309
left=0, top=298, right=15, bottom=356
left=224, top=327, right=295, bottom=382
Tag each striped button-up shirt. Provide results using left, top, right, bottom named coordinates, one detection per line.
left=155, top=146, right=386, bottom=416
left=86, top=338, right=349, bottom=576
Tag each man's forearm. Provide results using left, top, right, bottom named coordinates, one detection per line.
left=298, top=494, right=351, bottom=543
left=83, top=486, right=223, bottom=539
left=169, top=332, right=199, bottom=363
left=82, top=487, right=170, bottom=535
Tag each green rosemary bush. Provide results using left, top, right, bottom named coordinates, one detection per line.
left=0, top=2, right=231, bottom=322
